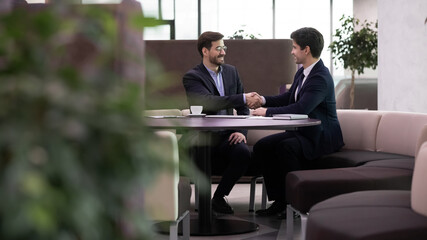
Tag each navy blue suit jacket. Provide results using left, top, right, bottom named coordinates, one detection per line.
left=183, top=63, right=250, bottom=135
left=264, top=59, right=344, bottom=160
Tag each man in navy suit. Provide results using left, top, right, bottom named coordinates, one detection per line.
left=252, top=27, right=344, bottom=217
left=182, top=31, right=260, bottom=214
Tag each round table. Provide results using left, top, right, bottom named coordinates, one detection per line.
left=147, top=116, right=321, bottom=236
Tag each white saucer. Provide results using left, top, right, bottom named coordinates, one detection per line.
left=188, top=113, right=206, bottom=117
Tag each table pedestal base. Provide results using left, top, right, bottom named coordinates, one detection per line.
left=154, top=218, right=259, bottom=236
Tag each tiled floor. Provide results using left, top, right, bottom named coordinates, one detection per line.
left=154, top=183, right=302, bottom=240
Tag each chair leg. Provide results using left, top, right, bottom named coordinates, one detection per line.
left=300, top=213, right=308, bottom=240
left=261, top=179, right=267, bottom=209
left=286, top=204, right=294, bottom=240
left=194, top=183, right=199, bottom=211
left=169, top=222, right=178, bottom=240
left=181, top=210, right=190, bottom=240
left=287, top=204, right=308, bottom=240
left=169, top=210, right=190, bottom=240
left=249, top=176, right=266, bottom=212
left=249, top=176, right=257, bottom=212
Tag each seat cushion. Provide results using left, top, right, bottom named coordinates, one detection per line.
left=314, top=149, right=412, bottom=169
left=363, top=158, right=414, bottom=170
left=307, top=191, right=427, bottom=240
left=286, top=166, right=413, bottom=213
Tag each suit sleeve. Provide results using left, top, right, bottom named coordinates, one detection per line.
left=264, top=74, right=328, bottom=117
left=234, top=69, right=250, bottom=116
left=264, top=91, right=292, bottom=107
left=263, top=69, right=301, bottom=108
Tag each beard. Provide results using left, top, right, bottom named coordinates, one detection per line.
left=209, top=54, right=225, bottom=66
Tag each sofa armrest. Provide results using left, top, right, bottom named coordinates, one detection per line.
left=144, top=131, right=179, bottom=221
left=337, top=109, right=382, bottom=151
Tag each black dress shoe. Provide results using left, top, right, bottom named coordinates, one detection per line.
left=255, top=201, right=286, bottom=216
left=212, top=196, right=234, bottom=214
left=278, top=211, right=300, bottom=219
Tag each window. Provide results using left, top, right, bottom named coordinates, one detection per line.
left=201, top=0, right=273, bottom=39
left=95, top=0, right=353, bottom=79
left=137, top=0, right=177, bottom=40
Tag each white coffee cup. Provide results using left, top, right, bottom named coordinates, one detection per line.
left=190, top=105, right=203, bottom=115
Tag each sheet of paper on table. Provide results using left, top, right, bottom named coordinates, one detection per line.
left=272, top=114, right=308, bottom=120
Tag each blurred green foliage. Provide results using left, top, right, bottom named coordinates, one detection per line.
left=0, top=3, right=169, bottom=240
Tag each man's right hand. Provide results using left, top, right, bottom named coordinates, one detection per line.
left=245, top=92, right=263, bottom=109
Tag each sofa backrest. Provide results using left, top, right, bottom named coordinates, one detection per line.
left=376, top=112, right=427, bottom=156
left=145, top=39, right=296, bottom=109
left=337, top=110, right=382, bottom=151
left=415, top=125, right=427, bottom=158
left=411, top=141, right=427, bottom=217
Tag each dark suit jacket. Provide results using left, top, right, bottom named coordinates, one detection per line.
left=264, top=59, right=344, bottom=160
left=183, top=63, right=250, bottom=135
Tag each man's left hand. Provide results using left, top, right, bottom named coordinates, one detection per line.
left=252, top=107, right=267, bottom=116
left=228, top=132, right=247, bottom=145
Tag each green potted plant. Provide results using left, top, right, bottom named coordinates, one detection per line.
left=0, top=3, right=177, bottom=239
left=228, top=26, right=261, bottom=39
left=329, top=15, right=378, bottom=109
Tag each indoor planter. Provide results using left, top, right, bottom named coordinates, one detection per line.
left=329, top=15, right=378, bottom=109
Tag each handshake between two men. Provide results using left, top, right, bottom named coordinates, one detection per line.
left=245, top=92, right=263, bottom=109
left=244, top=92, right=267, bottom=116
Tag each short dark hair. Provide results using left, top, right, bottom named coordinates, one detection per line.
left=197, top=31, right=224, bottom=57
left=290, top=27, right=324, bottom=58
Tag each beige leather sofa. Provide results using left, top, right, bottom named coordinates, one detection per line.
left=286, top=110, right=427, bottom=239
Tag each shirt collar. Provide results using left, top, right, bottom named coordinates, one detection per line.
left=303, top=59, right=320, bottom=78
left=204, top=64, right=222, bottom=75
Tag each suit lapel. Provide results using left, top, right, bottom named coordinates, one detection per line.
left=295, top=59, right=324, bottom=100
left=198, top=63, right=220, bottom=95
left=222, top=66, right=229, bottom=96
left=290, top=68, right=304, bottom=103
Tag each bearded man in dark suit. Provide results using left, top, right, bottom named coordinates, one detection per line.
left=182, top=31, right=261, bottom=214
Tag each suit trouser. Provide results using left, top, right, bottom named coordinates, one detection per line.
left=194, top=133, right=251, bottom=198
left=253, top=131, right=305, bottom=202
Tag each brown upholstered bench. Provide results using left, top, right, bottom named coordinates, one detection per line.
left=312, top=149, right=412, bottom=169
left=286, top=160, right=414, bottom=214
left=285, top=110, right=427, bottom=239
left=307, top=190, right=427, bottom=240
left=305, top=142, right=427, bottom=240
